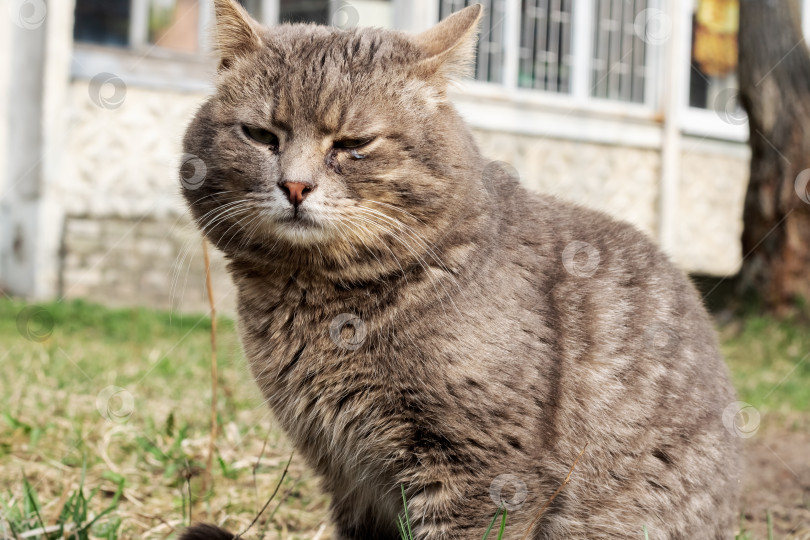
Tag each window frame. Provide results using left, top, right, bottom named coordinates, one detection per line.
left=677, top=0, right=746, bottom=142
left=70, top=0, right=283, bottom=90
left=72, top=0, right=800, bottom=145
left=441, top=0, right=668, bottom=114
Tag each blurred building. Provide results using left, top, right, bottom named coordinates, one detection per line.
left=1, top=0, right=803, bottom=312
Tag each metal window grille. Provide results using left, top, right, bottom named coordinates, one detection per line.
left=518, top=0, right=573, bottom=92
left=440, top=0, right=508, bottom=84
left=590, top=0, right=648, bottom=104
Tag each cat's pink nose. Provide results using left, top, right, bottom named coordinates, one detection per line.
left=280, top=181, right=313, bottom=207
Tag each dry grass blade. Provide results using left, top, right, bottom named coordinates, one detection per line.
left=237, top=452, right=294, bottom=539
left=520, top=442, right=589, bottom=540
left=201, top=238, right=219, bottom=495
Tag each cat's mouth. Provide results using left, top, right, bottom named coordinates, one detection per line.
left=271, top=209, right=333, bottom=245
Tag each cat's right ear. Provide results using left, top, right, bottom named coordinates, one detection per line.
left=411, top=4, right=483, bottom=82
left=213, top=0, right=264, bottom=71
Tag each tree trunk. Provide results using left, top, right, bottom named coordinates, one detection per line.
left=738, top=0, right=810, bottom=314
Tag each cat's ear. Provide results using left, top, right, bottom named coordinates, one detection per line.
left=213, top=0, right=264, bottom=70
left=412, top=4, right=483, bottom=81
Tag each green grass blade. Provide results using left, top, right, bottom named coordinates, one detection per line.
left=481, top=507, right=502, bottom=539
left=766, top=510, right=773, bottom=540
left=400, top=484, right=413, bottom=540
left=643, top=524, right=649, bottom=539
left=22, top=474, right=47, bottom=535
left=496, top=508, right=507, bottom=540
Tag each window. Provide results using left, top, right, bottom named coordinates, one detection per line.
left=73, top=0, right=274, bottom=53
left=590, top=0, right=650, bottom=104
left=74, top=0, right=132, bottom=47
left=280, top=0, right=331, bottom=25
left=519, top=0, right=573, bottom=93
left=686, top=0, right=739, bottom=112
left=441, top=0, right=658, bottom=105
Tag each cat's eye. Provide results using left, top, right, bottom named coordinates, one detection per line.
left=243, top=125, right=279, bottom=148
left=333, top=137, right=374, bottom=150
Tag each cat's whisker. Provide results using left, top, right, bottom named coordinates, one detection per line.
left=347, top=214, right=459, bottom=317
left=362, top=199, right=428, bottom=226
left=334, top=216, right=403, bottom=278
left=351, top=208, right=466, bottom=307
left=170, top=201, right=253, bottom=311
left=169, top=200, right=249, bottom=311
left=353, top=206, right=464, bottom=292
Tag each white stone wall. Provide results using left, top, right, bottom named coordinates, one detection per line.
left=55, top=81, right=750, bottom=312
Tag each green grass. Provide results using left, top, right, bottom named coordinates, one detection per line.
left=1, top=298, right=808, bottom=538
left=0, top=298, right=328, bottom=538
left=721, top=314, right=810, bottom=418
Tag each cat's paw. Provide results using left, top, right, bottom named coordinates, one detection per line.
left=178, top=523, right=238, bottom=540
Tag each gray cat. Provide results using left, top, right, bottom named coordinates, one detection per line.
left=180, top=1, right=741, bottom=538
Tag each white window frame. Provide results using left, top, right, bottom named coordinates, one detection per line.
left=70, top=0, right=362, bottom=89
left=440, top=0, right=667, bottom=116
left=677, top=0, right=746, bottom=142
left=71, top=0, right=281, bottom=91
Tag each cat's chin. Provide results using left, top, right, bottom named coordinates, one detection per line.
left=271, top=216, right=333, bottom=246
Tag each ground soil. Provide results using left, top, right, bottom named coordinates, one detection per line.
left=741, top=421, right=810, bottom=539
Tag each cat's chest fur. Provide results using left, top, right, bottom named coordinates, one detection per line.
left=233, top=247, right=553, bottom=489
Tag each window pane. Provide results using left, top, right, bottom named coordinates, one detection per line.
left=74, top=0, right=131, bottom=47
left=591, top=0, right=648, bottom=104
left=280, top=0, right=331, bottom=25
left=440, top=0, right=506, bottom=83
left=519, top=0, right=573, bottom=92
left=149, top=0, right=201, bottom=53
left=688, top=1, right=739, bottom=112
left=239, top=0, right=265, bottom=22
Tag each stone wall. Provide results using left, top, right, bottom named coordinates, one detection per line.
left=56, top=80, right=750, bottom=313
left=61, top=215, right=235, bottom=314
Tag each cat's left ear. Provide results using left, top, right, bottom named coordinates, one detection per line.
left=213, top=0, right=265, bottom=71
left=411, top=4, right=483, bottom=81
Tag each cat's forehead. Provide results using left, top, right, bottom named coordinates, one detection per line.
left=261, top=24, right=421, bottom=77
left=225, top=25, right=427, bottom=132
